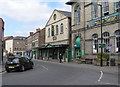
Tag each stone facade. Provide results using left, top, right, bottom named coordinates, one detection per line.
left=43, top=9, right=71, bottom=62
left=66, top=0, right=120, bottom=65
left=26, top=28, right=45, bottom=59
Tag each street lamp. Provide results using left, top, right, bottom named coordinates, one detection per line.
left=84, top=2, right=103, bottom=67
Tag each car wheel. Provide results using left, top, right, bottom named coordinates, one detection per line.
left=31, top=64, right=33, bottom=69
left=6, top=70, right=10, bottom=73
left=21, top=66, right=25, bottom=72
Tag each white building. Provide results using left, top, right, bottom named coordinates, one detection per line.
left=42, top=9, right=72, bottom=62
left=5, top=36, right=26, bottom=56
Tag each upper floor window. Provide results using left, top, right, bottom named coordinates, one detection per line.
left=56, top=25, right=58, bottom=35
left=102, top=0, right=109, bottom=16
left=92, top=1, right=98, bottom=19
left=48, top=28, right=50, bottom=37
left=116, top=0, right=120, bottom=12
left=92, top=34, right=98, bottom=53
left=103, top=32, right=110, bottom=53
left=60, top=23, right=63, bottom=34
left=51, top=25, right=54, bottom=36
left=74, top=5, right=80, bottom=25
left=115, top=30, right=120, bottom=53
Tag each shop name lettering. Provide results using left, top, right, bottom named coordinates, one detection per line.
left=94, top=16, right=117, bottom=25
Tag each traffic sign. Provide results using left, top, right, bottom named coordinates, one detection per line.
left=99, top=43, right=105, bottom=48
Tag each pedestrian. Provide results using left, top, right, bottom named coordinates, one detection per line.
left=59, top=53, right=62, bottom=63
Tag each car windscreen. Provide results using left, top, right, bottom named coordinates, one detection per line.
left=7, top=58, right=19, bottom=63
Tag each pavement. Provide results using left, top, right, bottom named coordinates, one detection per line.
left=0, top=64, right=5, bottom=73
left=36, top=59, right=119, bottom=75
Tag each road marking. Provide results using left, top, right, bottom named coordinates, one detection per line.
left=41, top=65, right=48, bottom=70
left=98, top=71, right=103, bottom=82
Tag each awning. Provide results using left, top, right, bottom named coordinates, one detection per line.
left=33, top=44, right=69, bottom=50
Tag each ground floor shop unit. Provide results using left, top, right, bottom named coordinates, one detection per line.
left=32, top=44, right=72, bottom=62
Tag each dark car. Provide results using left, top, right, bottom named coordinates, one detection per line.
left=5, top=56, right=34, bottom=72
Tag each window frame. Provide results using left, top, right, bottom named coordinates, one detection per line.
left=92, top=1, right=98, bottom=19
left=60, top=23, right=64, bottom=34
left=74, top=5, right=81, bottom=25
left=56, top=25, right=58, bottom=35
left=102, top=0, right=109, bottom=16
left=103, top=32, right=110, bottom=53
left=92, top=34, right=98, bottom=54
left=115, top=30, right=120, bottom=53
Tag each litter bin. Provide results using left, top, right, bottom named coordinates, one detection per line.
left=110, top=59, right=116, bottom=66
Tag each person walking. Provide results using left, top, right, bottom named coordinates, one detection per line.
left=59, top=53, right=62, bottom=63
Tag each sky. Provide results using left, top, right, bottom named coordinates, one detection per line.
left=0, top=0, right=71, bottom=37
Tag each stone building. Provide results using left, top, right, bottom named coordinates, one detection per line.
left=66, top=0, right=120, bottom=65
left=40, top=9, right=72, bottom=62
left=26, top=28, right=45, bottom=59
left=0, top=18, right=4, bottom=64
left=5, top=36, right=26, bottom=56
left=25, top=32, right=33, bottom=58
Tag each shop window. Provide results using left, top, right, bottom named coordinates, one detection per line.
left=74, top=5, right=80, bottom=25
left=115, top=30, right=120, bottom=53
left=103, top=32, right=110, bottom=53
left=92, top=34, right=98, bottom=53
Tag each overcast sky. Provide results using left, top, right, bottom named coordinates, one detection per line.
left=0, top=0, right=71, bottom=37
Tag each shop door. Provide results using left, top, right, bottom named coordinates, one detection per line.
left=75, top=49, right=80, bottom=59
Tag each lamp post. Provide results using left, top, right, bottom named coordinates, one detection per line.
left=85, top=2, right=103, bottom=67
left=99, top=4, right=103, bottom=67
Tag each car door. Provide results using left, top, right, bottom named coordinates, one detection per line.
left=20, top=57, right=29, bottom=69
left=25, top=58, right=32, bottom=68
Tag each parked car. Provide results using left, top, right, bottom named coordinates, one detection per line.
left=5, top=56, right=34, bottom=72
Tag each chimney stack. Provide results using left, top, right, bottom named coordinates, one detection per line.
left=36, top=28, right=40, bottom=32
left=30, top=32, right=33, bottom=36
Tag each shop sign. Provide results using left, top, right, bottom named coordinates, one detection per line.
left=94, top=16, right=117, bottom=25
left=89, top=12, right=119, bottom=27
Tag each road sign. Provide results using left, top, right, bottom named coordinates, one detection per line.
left=99, top=43, right=105, bottom=48
left=105, top=44, right=112, bottom=49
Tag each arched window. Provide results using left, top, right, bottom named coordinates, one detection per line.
left=103, top=32, right=110, bottom=53
left=92, top=34, right=98, bottom=53
left=74, top=5, right=80, bottom=25
left=51, top=25, right=54, bottom=36
left=115, top=0, right=120, bottom=12
left=60, top=23, right=63, bottom=34
left=92, top=0, right=98, bottom=19
left=102, top=0, right=109, bottom=16
left=115, top=30, right=120, bottom=53
left=56, top=25, right=58, bottom=35
left=48, top=28, right=50, bottom=37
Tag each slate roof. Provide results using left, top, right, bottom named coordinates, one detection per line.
left=57, top=10, right=71, bottom=18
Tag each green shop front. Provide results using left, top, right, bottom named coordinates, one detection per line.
left=33, top=44, right=70, bottom=62
left=73, top=37, right=81, bottom=60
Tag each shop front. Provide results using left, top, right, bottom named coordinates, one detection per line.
left=33, top=44, right=69, bottom=62
left=74, top=37, right=81, bottom=60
